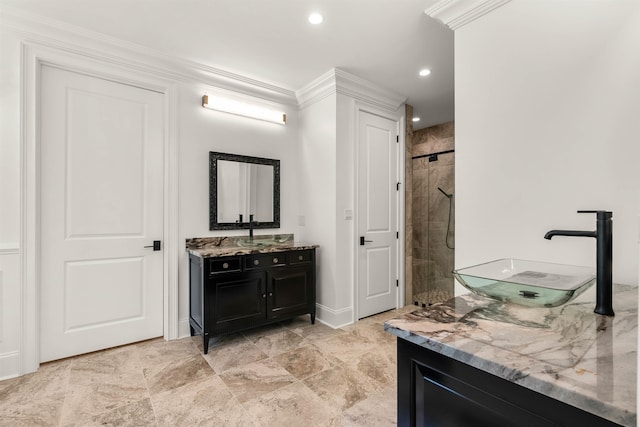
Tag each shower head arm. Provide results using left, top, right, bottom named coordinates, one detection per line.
left=437, top=187, right=453, bottom=198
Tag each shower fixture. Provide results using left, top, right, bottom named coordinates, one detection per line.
left=438, top=187, right=453, bottom=198
left=438, top=187, right=455, bottom=250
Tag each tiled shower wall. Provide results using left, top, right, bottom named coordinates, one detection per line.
left=409, top=121, right=455, bottom=306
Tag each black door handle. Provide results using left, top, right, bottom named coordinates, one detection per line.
left=144, top=240, right=161, bottom=251
left=360, top=236, right=373, bottom=245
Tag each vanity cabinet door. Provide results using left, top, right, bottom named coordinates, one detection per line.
left=210, top=271, right=266, bottom=334
left=189, top=255, right=204, bottom=333
left=267, top=266, right=314, bottom=320
left=397, top=338, right=621, bottom=427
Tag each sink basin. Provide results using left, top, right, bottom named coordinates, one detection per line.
left=453, top=258, right=596, bottom=308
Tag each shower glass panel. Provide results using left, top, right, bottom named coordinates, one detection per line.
left=412, top=151, right=455, bottom=306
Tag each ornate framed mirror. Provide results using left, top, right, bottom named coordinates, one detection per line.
left=209, top=152, right=280, bottom=230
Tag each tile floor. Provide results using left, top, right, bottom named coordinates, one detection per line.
left=0, top=307, right=414, bottom=426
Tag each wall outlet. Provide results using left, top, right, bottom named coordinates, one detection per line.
left=344, top=209, right=353, bottom=220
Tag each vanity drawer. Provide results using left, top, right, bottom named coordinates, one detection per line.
left=288, top=250, right=313, bottom=265
left=245, top=253, right=286, bottom=270
left=209, top=257, right=242, bottom=274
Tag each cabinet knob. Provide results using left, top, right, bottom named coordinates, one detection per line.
left=222, top=262, right=229, bottom=269
left=254, top=260, right=260, bottom=266
left=268, top=292, right=273, bottom=297
left=298, top=255, right=303, bottom=261
left=273, top=257, right=279, bottom=264
left=262, top=294, right=266, bottom=299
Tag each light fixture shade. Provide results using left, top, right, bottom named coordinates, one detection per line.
left=202, top=95, right=286, bottom=125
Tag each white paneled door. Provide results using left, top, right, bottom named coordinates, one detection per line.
left=357, top=111, right=399, bottom=318
left=40, top=65, right=164, bottom=362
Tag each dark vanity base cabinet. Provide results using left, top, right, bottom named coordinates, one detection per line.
left=397, top=338, right=621, bottom=427
left=189, top=249, right=316, bottom=354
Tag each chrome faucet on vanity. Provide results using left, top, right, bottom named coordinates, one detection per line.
left=544, top=210, right=614, bottom=316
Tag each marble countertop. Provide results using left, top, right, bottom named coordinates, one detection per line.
left=186, top=234, right=318, bottom=258
left=385, top=283, right=637, bottom=426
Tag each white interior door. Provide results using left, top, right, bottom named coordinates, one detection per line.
left=357, top=111, right=399, bottom=319
left=40, top=65, right=164, bottom=362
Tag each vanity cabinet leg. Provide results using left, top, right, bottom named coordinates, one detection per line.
left=311, top=311, right=316, bottom=325
left=203, top=333, right=209, bottom=354
left=190, top=325, right=195, bottom=336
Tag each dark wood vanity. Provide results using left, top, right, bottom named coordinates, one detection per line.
left=397, top=338, right=620, bottom=426
left=386, top=285, right=637, bottom=426
left=188, top=237, right=316, bottom=354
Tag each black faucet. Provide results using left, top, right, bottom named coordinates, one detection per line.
left=237, top=214, right=257, bottom=241
left=544, top=210, right=614, bottom=316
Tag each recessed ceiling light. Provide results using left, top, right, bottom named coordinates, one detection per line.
left=419, top=69, right=431, bottom=77
left=412, top=117, right=421, bottom=122
left=308, top=13, right=323, bottom=25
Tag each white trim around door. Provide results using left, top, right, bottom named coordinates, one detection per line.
left=20, top=41, right=179, bottom=374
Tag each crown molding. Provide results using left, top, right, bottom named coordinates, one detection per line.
left=296, top=68, right=406, bottom=112
left=424, top=0, right=511, bottom=30
left=334, top=69, right=407, bottom=111
left=0, top=5, right=297, bottom=106
left=296, top=69, right=339, bottom=109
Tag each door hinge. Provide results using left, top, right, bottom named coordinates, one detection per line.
left=396, top=279, right=399, bottom=287
left=396, top=231, right=399, bottom=239
left=396, top=135, right=399, bottom=143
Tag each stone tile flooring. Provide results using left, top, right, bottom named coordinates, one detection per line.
left=0, top=307, right=414, bottom=426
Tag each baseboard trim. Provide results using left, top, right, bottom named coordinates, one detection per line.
left=0, top=351, right=20, bottom=380
left=178, top=317, right=191, bottom=339
left=315, top=303, right=354, bottom=329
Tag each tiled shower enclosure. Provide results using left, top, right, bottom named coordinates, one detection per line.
left=410, top=122, right=455, bottom=307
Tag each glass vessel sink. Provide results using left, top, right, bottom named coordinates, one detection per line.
left=453, top=259, right=596, bottom=308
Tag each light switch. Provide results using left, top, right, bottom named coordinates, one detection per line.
left=344, top=209, right=353, bottom=220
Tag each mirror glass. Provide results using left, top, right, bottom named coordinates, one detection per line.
left=210, top=152, right=280, bottom=230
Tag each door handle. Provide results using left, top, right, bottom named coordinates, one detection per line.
left=360, top=236, right=373, bottom=245
left=144, top=240, right=161, bottom=251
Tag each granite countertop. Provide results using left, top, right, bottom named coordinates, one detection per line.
left=385, top=283, right=637, bottom=426
left=186, top=234, right=318, bottom=258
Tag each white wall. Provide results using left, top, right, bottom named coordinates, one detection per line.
left=0, top=27, right=22, bottom=379
left=0, top=29, right=20, bottom=246
left=0, top=252, right=20, bottom=378
left=177, top=83, right=300, bottom=333
left=455, top=0, right=640, bottom=294
left=335, top=94, right=357, bottom=318
left=298, top=94, right=339, bottom=321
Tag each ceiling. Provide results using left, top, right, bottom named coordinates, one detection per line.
left=1, top=0, right=454, bottom=129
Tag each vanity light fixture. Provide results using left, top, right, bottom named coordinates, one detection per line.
left=419, top=69, right=431, bottom=77
left=202, top=95, right=286, bottom=125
